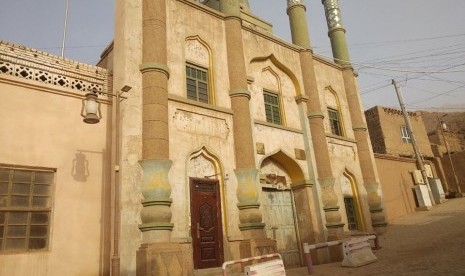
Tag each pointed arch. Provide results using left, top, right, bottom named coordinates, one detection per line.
left=341, top=169, right=366, bottom=231
left=261, top=66, right=287, bottom=125
left=186, top=145, right=228, bottom=237
left=250, top=54, right=301, bottom=96
left=325, top=85, right=346, bottom=136
left=186, top=146, right=224, bottom=178
left=185, top=35, right=216, bottom=104
left=258, top=149, right=305, bottom=183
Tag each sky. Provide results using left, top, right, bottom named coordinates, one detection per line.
left=1, top=0, right=464, bottom=111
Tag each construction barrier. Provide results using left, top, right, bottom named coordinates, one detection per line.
left=341, top=235, right=377, bottom=267
left=221, top=253, right=285, bottom=276
left=303, top=234, right=379, bottom=274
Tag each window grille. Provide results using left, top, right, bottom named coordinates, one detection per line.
left=186, top=64, right=209, bottom=104
left=400, top=126, right=412, bottom=144
left=0, top=167, right=54, bottom=253
left=263, top=90, right=282, bottom=125
left=344, top=197, right=358, bottom=230
left=328, top=108, right=343, bottom=136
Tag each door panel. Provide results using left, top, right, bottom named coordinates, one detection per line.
left=262, top=188, right=300, bottom=268
left=190, top=178, right=223, bottom=269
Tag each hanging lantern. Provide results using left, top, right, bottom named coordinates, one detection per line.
left=81, top=92, right=102, bottom=124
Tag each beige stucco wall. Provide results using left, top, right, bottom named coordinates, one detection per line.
left=374, top=155, right=417, bottom=221
left=376, top=106, right=433, bottom=158
left=0, top=76, right=111, bottom=276
left=113, top=0, right=382, bottom=272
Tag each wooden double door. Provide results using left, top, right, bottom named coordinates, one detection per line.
left=190, top=178, right=224, bottom=269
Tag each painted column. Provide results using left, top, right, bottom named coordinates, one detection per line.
left=287, top=0, right=345, bottom=238
left=219, top=0, right=266, bottom=240
left=136, top=1, right=193, bottom=275
left=322, top=0, right=387, bottom=233
left=138, top=0, right=173, bottom=244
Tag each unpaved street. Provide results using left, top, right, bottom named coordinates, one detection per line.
left=288, top=197, right=465, bottom=276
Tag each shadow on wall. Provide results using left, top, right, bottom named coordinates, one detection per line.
left=72, top=152, right=89, bottom=182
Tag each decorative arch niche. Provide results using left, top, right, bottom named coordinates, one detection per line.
left=340, top=169, right=366, bottom=231
left=185, top=35, right=216, bottom=104
left=325, top=85, right=346, bottom=136
left=259, top=150, right=305, bottom=185
left=250, top=54, right=301, bottom=96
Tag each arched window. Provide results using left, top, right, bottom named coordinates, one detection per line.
left=325, top=86, right=345, bottom=136
left=263, top=90, right=282, bottom=125
left=261, top=67, right=284, bottom=125
left=185, top=36, right=215, bottom=104
left=186, top=63, right=209, bottom=103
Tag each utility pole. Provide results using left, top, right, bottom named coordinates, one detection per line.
left=61, top=0, right=69, bottom=58
left=437, top=115, right=462, bottom=196
left=392, top=79, right=435, bottom=204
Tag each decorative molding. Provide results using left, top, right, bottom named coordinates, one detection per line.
left=229, top=88, right=251, bottom=99
left=254, top=120, right=303, bottom=134
left=168, top=94, right=233, bottom=115
left=307, top=111, right=325, bottom=119
left=294, top=94, right=308, bottom=104
left=0, top=41, right=108, bottom=94
left=326, top=133, right=357, bottom=144
left=139, top=62, right=170, bottom=78
left=382, top=106, right=418, bottom=117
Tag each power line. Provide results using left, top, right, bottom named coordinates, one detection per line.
left=315, top=52, right=465, bottom=74
left=410, top=84, right=465, bottom=105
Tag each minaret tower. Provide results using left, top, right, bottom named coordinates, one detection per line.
left=322, top=0, right=387, bottom=234
left=287, top=0, right=345, bottom=244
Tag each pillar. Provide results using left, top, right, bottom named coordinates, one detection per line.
left=219, top=0, right=276, bottom=257
left=137, top=0, right=190, bottom=274
left=322, top=0, right=387, bottom=234
left=287, top=0, right=345, bottom=242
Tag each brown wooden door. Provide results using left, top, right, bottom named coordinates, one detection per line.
left=190, top=178, right=224, bottom=269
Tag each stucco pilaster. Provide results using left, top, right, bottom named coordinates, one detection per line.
left=139, top=0, right=173, bottom=243
left=220, top=0, right=269, bottom=245
left=287, top=0, right=345, bottom=238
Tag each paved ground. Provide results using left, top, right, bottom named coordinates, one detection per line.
left=286, top=197, right=465, bottom=276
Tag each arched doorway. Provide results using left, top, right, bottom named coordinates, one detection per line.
left=259, top=150, right=305, bottom=268
left=187, top=147, right=225, bottom=269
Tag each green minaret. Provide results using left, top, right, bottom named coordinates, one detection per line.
left=322, top=0, right=350, bottom=66
left=322, top=0, right=388, bottom=234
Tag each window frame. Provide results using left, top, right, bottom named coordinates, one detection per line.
left=328, top=107, right=344, bottom=136
left=400, top=126, right=412, bottom=144
left=0, top=166, right=55, bottom=253
left=263, top=90, right=283, bottom=125
left=343, top=196, right=359, bottom=231
left=186, top=63, right=210, bottom=104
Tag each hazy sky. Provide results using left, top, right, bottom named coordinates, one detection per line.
left=1, top=0, right=464, bottom=111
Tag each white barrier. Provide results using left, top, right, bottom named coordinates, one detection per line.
left=341, top=235, right=377, bottom=267
left=222, top=253, right=285, bottom=276
left=303, top=234, right=379, bottom=274
left=244, top=258, right=285, bottom=275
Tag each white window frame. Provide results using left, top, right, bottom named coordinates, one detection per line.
left=401, top=126, right=412, bottom=144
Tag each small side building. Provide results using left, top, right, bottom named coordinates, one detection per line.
left=365, top=106, right=433, bottom=158
left=365, top=106, right=438, bottom=221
